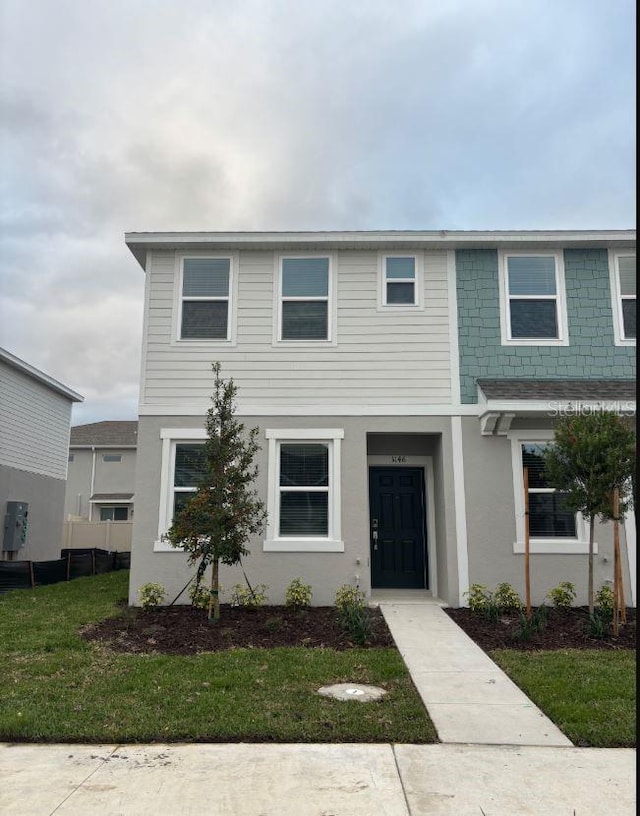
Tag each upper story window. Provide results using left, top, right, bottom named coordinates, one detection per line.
left=102, top=454, right=122, bottom=463
left=499, top=252, right=568, bottom=345
left=384, top=257, right=417, bottom=305
left=378, top=254, right=423, bottom=309
left=279, top=257, right=331, bottom=341
left=68, top=454, right=74, bottom=462
left=610, top=252, right=636, bottom=345
left=179, top=257, right=231, bottom=340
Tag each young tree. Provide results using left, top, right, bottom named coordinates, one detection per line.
left=544, top=410, right=635, bottom=614
left=164, top=362, right=267, bottom=621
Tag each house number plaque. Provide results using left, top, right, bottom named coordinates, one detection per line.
left=391, top=456, right=407, bottom=463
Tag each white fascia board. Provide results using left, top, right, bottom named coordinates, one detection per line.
left=0, top=347, right=84, bottom=402
left=124, top=230, right=636, bottom=268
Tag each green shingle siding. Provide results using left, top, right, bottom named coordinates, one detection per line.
left=456, top=248, right=636, bottom=404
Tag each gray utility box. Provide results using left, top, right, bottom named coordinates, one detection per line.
left=3, top=501, right=29, bottom=551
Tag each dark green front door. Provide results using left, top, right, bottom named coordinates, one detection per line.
left=369, top=467, right=427, bottom=589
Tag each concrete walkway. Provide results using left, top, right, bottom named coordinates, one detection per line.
left=1, top=742, right=635, bottom=815
left=378, top=599, right=572, bottom=746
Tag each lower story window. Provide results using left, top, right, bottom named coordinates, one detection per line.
left=510, top=434, right=588, bottom=554
left=265, top=429, right=344, bottom=552
left=522, top=443, right=576, bottom=537
left=100, top=506, right=129, bottom=521
left=172, top=443, right=207, bottom=518
left=279, top=443, right=329, bottom=536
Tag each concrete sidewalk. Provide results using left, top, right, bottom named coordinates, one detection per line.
left=378, top=600, right=572, bottom=746
left=1, top=742, right=635, bottom=815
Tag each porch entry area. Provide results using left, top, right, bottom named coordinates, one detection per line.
left=369, top=467, right=427, bottom=588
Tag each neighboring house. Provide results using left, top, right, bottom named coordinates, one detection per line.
left=124, top=230, right=636, bottom=607
left=65, top=421, right=138, bottom=522
left=0, top=347, right=83, bottom=562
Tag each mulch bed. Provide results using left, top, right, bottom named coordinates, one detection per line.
left=445, top=606, right=636, bottom=651
left=82, top=604, right=395, bottom=655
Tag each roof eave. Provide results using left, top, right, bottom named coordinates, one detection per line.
left=125, top=229, right=637, bottom=269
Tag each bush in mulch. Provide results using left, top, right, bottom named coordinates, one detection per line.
left=445, top=606, right=636, bottom=651
left=82, top=604, right=395, bottom=655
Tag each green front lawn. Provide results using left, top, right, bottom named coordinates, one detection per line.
left=491, top=649, right=636, bottom=747
left=0, top=572, right=436, bottom=744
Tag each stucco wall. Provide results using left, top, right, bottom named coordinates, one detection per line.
left=129, top=414, right=459, bottom=607
left=460, top=416, right=633, bottom=606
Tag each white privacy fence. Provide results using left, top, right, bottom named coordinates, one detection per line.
left=63, top=520, right=132, bottom=552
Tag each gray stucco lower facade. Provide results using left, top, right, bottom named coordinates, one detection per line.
left=1, top=463, right=67, bottom=561
left=129, top=414, right=462, bottom=607
left=129, top=412, right=636, bottom=609
left=460, top=416, right=634, bottom=607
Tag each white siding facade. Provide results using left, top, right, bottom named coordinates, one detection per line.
left=0, top=360, right=74, bottom=480
left=140, top=249, right=452, bottom=412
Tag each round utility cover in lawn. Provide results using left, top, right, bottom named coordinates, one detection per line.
left=317, top=683, right=387, bottom=702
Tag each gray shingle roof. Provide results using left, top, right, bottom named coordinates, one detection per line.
left=70, top=421, right=138, bottom=447
left=477, top=379, right=636, bottom=401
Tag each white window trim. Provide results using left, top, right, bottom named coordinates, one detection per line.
left=173, top=252, right=239, bottom=345
left=155, top=427, right=207, bottom=552
left=273, top=254, right=337, bottom=345
left=608, top=249, right=636, bottom=346
left=264, top=428, right=344, bottom=552
left=377, top=252, right=424, bottom=310
left=507, top=430, right=594, bottom=554
left=498, top=250, right=569, bottom=346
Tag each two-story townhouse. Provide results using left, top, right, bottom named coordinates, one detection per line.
left=65, top=421, right=138, bottom=522
left=1, top=346, right=83, bottom=562
left=124, top=230, right=635, bottom=607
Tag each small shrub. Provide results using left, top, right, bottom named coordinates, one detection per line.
left=265, top=615, right=282, bottom=634
left=188, top=581, right=210, bottom=610
left=334, top=584, right=366, bottom=614
left=512, top=606, right=547, bottom=642
left=138, top=582, right=166, bottom=610
left=493, top=582, right=523, bottom=612
left=334, top=584, right=373, bottom=645
left=464, top=583, right=493, bottom=613
left=285, top=578, right=313, bottom=610
left=230, top=583, right=269, bottom=608
left=546, top=581, right=576, bottom=609
left=587, top=611, right=609, bottom=639
left=595, top=584, right=614, bottom=621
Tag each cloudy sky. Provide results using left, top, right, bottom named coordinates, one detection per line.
left=0, top=0, right=635, bottom=425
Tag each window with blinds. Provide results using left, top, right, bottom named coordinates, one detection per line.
left=506, top=256, right=560, bottom=339
left=180, top=257, right=231, bottom=340
left=280, top=258, right=329, bottom=340
left=173, top=443, right=207, bottom=517
left=522, top=443, right=576, bottom=538
left=278, top=443, right=329, bottom=536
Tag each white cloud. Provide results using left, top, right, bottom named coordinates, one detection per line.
left=0, top=0, right=635, bottom=421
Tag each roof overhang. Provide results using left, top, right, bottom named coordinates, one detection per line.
left=124, top=229, right=636, bottom=270
left=477, top=380, right=636, bottom=436
left=0, top=347, right=83, bottom=402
